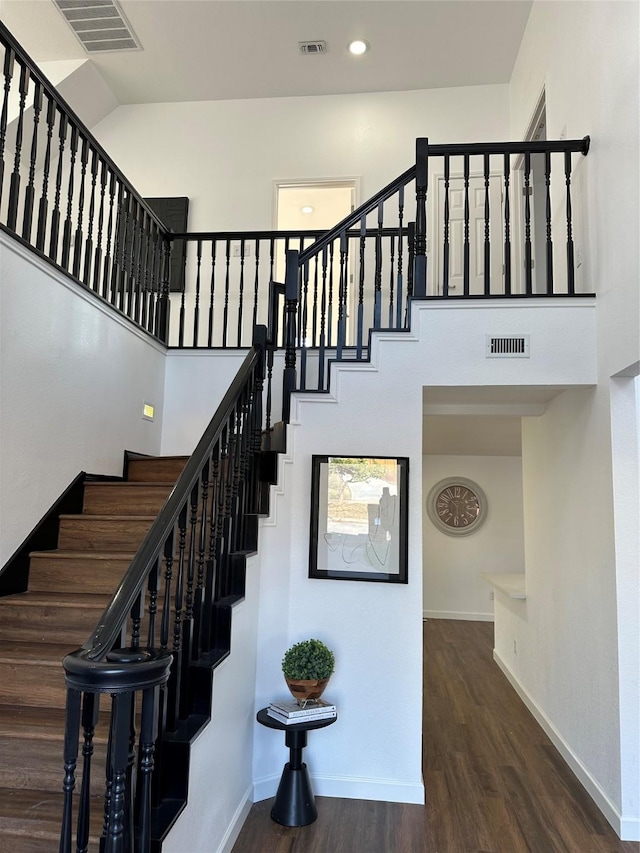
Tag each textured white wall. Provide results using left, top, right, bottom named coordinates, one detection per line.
left=0, top=232, right=165, bottom=565
left=423, top=454, right=525, bottom=620
left=506, top=1, right=640, bottom=838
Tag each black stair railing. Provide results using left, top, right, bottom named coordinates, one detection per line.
left=0, top=22, right=173, bottom=343
left=60, top=327, right=268, bottom=852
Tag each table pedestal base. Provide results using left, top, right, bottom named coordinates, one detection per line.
left=271, top=762, right=317, bottom=826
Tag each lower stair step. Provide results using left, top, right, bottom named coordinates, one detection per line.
left=57, top=515, right=156, bottom=551
left=0, top=592, right=110, bottom=644
left=83, top=481, right=174, bottom=515
left=0, top=642, right=72, bottom=709
left=127, top=455, right=187, bottom=483
left=0, top=788, right=103, bottom=852
left=28, top=551, right=135, bottom=594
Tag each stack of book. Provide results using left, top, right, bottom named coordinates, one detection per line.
left=267, top=698, right=337, bottom=725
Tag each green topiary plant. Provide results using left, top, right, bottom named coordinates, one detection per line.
left=282, top=638, right=335, bottom=681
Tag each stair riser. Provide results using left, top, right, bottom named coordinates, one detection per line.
left=83, top=483, right=173, bottom=516
left=0, top=603, right=103, bottom=645
left=127, top=458, right=186, bottom=482
left=0, top=737, right=106, bottom=796
left=58, top=518, right=153, bottom=551
left=0, top=664, right=67, bottom=709
left=28, top=556, right=132, bottom=594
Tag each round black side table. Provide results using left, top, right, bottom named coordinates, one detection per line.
left=256, top=707, right=337, bottom=826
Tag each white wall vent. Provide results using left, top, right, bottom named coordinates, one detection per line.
left=299, top=41, right=327, bottom=55
left=486, top=335, right=530, bottom=358
left=53, top=0, right=141, bottom=53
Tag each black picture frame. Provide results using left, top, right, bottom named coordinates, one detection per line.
left=309, top=455, right=409, bottom=583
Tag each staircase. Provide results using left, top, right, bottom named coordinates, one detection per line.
left=0, top=455, right=187, bottom=852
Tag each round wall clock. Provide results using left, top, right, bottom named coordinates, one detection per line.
left=427, top=477, right=487, bottom=536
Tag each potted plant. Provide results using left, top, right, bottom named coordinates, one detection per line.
left=282, top=638, right=335, bottom=704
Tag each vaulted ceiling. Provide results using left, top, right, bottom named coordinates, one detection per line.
left=1, top=0, right=532, bottom=105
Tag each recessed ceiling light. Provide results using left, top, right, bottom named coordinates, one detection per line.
left=301, top=205, right=314, bottom=214
left=348, top=39, right=369, bottom=56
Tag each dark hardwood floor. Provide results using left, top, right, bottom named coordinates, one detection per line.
left=233, top=619, right=639, bottom=853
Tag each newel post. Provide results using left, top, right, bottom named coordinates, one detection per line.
left=413, top=137, right=428, bottom=297
left=282, top=249, right=299, bottom=424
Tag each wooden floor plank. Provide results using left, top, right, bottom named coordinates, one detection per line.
left=233, top=619, right=638, bottom=853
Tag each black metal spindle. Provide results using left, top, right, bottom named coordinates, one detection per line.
left=36, top=96, right=56, bottom=252
left=545, top=150, right=554, bottom=293
left=82, top=149, right=98, bottom=285
left=396, top=184, right=404, bottom=327
left=49, top=113, right=68, bottom=262
left=483, top=152, right=491, bottom=295
left=565, top=150, right=575, bottom=294
left=61, top=123, right=78, bottom=270
left=237, top=238, right=245, bottom=346
left=524, top=150, right=533, bottom=294
left=463, top=154, right=470, bottom=296
left=0, top=47, right=15, bottom=207
left=208, top=239, right=217, bottom=347
left=442, top=155, right=450, bottom=296
left=72, top=136, right=89, bottom=278
left=504, top=152, right=511, bottom=295
left=223, top=239, right=230, bottom=348
left=194, top=238, right=202, bottom=346
left=21, top=80, right=42, bottom=241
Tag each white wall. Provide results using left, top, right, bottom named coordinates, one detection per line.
left=423, top=454, right=524, bottom=620
left=0, top=232, right=165, bottom=565
left=506, top=1, right=640, bottom=838
left=90, top=84, right=510, bottom=231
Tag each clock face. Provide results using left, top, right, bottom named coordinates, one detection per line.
left=427, top=478, right=487, bottom=536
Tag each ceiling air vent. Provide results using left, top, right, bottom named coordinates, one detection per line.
left=299, top=41, right=327, bottom=55
left=53, top=0, right=141, bottom=53
left=486, top=335, right=530, bottom=358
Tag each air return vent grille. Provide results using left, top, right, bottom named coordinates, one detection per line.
left=486, top=335, right=530, bottom=358
left=299, top=41, right=327, bottom=55
left=53, top=0, right=141, bottom=53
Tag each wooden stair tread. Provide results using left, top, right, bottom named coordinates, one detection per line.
left=0, top=705, right=109, bottom=741
left=85, top=481, right=176, bottom=488
left=0, top=641, right=79, bottom=664
left=0, top=787, right=103, bottom=840
left=0, top=592, right=110, bottom=608
left=29, top=549, right=135, bottom=560
left=58, top=514, right=157, bottom=521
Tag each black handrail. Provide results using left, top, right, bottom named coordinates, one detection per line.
left=84, top=341, right=264, bottom=661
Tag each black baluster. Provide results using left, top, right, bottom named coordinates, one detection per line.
left=133, top=208, right=146, bottom=324
left=61, top=123, right=78, bottom=270
left=237, top=238, right=245, bottom=346
left=75, top=692, right=100, bottom=853
left=105, top=691, right=134, bottom=852
left=194, top=238, right=202, bottom=346
left=282, top=250, right=298, bottom=423
left=146, top=559, right=159, bottom=649
left=396, top=184, right=404, bottom=327
left=357, top=214, right=366, bottom=358
left=146, top=225, right=160, bottom=334
left=36, top=96, right=56, bottom=252
left=414, top=137, right=428, bottom=296
left=110, top=181, right=125, bottom=305
left=169, top=517, right=185, bottom=729
left=83, top=149, right=98, bottom=285
left=223, top=239, right=231, bottom=348
left=300, top=262, right=308, bottom=391
left=337, top=231, right=347, bottom=358
left=72, top=136, right=89, bottom=279
left=159, top=532, right=174, bottom=653
left=156, top=238, right=172, bottom=343
left=388, top=233, right=395, bottom=327
left=21, top=80, right=42, bottom=241
left=178, top=238, right=186, bottom=346
left=123, top=193, right=136, bottom=313
left=253, top=238, right=260, bottom=329
left=463, top=154, right=470, bottom=295
left=407, top=221, right=415, bottom=316
left=59, top=687, right=82, bottom=853
left=318, top=245, right=327, bottom=389
left=201, top=450, right=220, bottom=653
left=545, top=150, right=554, bottom=294
left=374, top=201, right=384, bottom=327
left=565, top=150, right=575, bottom=294
left=0, top=47, right=15, bottom=208
left=442, top=155, right=450, bottom=296
left=208, top=239, right=217, bottom=346
left=136, top=684, right=160, bottom=853
left=100, top=169, right=115, bottom=297
left=130, top=590, right=143, bottom=651
left=49, top=113, right=68, bottom=262
left=483, top=152, right=491, bottom=294
left=311, top=254, right=319, bottom=347
left=194, top=461, right=210, bottom=656
left=504, top=153, right=511, bottom=295
left=327, top=241, right=335, bottom=348
left=524, top=150, right=533, bottom=294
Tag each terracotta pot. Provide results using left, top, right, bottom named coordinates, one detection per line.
left=285, top=676, right=330, bottom=704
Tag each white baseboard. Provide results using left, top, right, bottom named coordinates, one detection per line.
left=254, top=773, right=425, bottom=806
left=494, top=650, right=638, bottom=842
left=215, top=785, right=254, bottom=853
left=423, top=609, right=494, bottom=622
